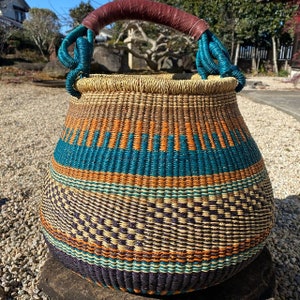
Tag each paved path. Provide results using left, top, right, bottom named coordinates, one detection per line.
left=241, top=90, right=300, bottom=122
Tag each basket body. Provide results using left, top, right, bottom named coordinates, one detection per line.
left=41, top=75, right=274, bottom=295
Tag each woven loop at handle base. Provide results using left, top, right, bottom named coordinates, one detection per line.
left=58, top=0, right=246, bottom=97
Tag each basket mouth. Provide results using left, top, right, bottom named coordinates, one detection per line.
left=75, top=74, right=238, bottom=95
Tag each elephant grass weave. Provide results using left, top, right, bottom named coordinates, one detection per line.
left=40, top=74, right=274, bottom=296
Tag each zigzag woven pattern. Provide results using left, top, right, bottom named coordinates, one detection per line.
left=40, top=74, right=274, bottom=295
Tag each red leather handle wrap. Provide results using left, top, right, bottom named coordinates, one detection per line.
left=82, top=0, right=209, bottom=40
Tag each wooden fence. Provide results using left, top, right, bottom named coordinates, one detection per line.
left=239, top=45, right=293, bottom=60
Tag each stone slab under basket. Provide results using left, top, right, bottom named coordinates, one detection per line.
left=38, top=247, right=275, bottom=300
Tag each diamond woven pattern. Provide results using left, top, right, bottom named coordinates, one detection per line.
left=40, top=74, right=274, bottom=296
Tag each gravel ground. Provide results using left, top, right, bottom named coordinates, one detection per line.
left=0, top=80, right=299, bottom=300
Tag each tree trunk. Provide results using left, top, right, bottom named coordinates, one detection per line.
left=127, top=28, right=134, bottom=70
left=145, top=57, right=159, bottom=71
left=256, top=56, right=261, bottom=73
left=230, top=31, right=235, bottom=61
left=272, top=36, right=278, bottom=74
left=251, top=46, right=257, bottom=74
left=284, top=59, right=288, bottom=71
left=234, top=42, right=240, bottom=65
left=35, top=43, right=48, bottom=61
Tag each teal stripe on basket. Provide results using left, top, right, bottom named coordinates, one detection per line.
left=50, top=165, right=269, bottom=198
left=42, top=228, right=265, bottom=274
left=53, top=133, right=262, bottom=177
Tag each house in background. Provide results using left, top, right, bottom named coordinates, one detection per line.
left=95, top=27, right=113, bottom=44
left=0, top=0, right=30, bottom=28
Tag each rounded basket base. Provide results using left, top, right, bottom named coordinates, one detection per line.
left=38, top=247, right=275, bottom=300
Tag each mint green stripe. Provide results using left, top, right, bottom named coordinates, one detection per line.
left=50, top=166, right=269, bottom=199
left=43, top=229, right=264, bottom=274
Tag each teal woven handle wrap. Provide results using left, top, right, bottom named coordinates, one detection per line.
left=58, top=0, right=245, bottom=97
left=58, top=25, right=94, bottom=98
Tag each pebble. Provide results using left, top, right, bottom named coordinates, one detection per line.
left=0, top=83, right=299, bottom=299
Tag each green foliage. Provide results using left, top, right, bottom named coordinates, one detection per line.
left=236, top=1, right=298, bottom=44
left=0, top=25, right=21, bottom=55
left=0, top=28, right=38, bottom=58
left=0, top=26, right=8, bottom=54
left=278, top=69, right=289, bottom=77
left=109, top=0, right=298, bottom=73
left=9, top=30, right=36, bottom=50
left=157, top=0, right=298, bottom=51
left=69, top=1, right=94, bottom=28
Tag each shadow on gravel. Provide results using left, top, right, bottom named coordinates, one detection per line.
left=0, top=197, right=9, bottom=207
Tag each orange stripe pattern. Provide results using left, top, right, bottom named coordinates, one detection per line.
left=41, top=76, right=274, bottom=296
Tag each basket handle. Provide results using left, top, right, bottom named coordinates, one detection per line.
left=58, top=0, right=245, bottom=97
left=82, top=0, right=208, bottom=40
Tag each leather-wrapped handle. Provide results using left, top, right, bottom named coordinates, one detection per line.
left=82, top=0, right=209, bottom=40
left=59, top=0, right=246, bottom=97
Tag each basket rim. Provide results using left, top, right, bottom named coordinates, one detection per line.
left=74, top=74, right=238, bottom=95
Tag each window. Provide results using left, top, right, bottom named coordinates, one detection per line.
left=14, top=9, right=25, bottom=22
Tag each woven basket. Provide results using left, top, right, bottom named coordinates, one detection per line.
left=40, top=0, right=274, bottom=296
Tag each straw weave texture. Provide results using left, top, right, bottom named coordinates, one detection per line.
left=41, top=74, right=274, bottom=296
